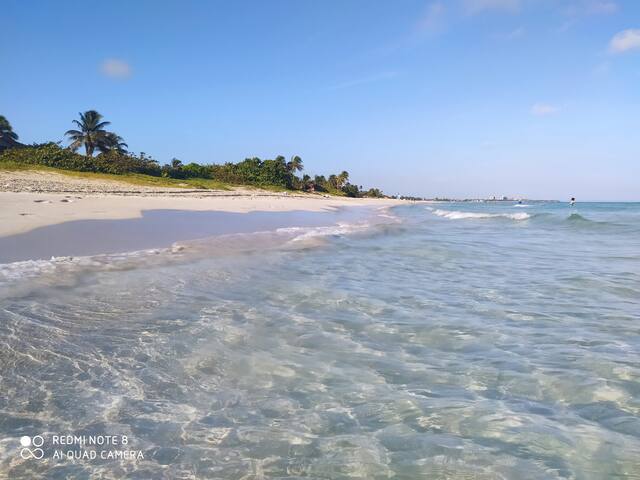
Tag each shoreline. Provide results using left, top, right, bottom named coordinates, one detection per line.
left=0, top=207, right=384, bottom=264
left=0, top=171, right=404, bottom=238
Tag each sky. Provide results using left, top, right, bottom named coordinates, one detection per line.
left=2, top=0, right=639, bottom=200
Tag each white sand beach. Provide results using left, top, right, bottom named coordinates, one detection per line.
left=0, top=171, right=403, bottom=237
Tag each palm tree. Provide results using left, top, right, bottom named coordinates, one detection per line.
left=65, top=110, right=111, bottom=156
left=337, top=171, right=349, bottom=189
left=328, top=174, right=338, bottom=189
left=98, top=132, right=128, bottom=154
left=286, top=155, right=303, bottom=173
left=0, top=115, right=18, bottom=141
left=301, top=174, right=314, bottom=191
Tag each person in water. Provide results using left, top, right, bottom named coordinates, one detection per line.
left=570, top=197, right=576, bottom=206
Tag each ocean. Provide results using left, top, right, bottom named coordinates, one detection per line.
left=1, top=202, right=639, bottom=479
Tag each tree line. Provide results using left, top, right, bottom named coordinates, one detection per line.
left=0, top=111, right=385, bottom=197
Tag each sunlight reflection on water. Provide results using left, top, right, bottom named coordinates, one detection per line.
left=1, top=202, right=639, bottom=479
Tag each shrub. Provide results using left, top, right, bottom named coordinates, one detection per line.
left=94, top=151, right=162, bottom=176
left=258, top=158, right=292, bottom=188
left=0, top=143, right=162, bottom=176
left=341, top=183, right=360, bottom=197
left=206, top=157, right=294, bottom=188
left=364, top=188, right=384, bottom=198
left=0, top=144, right=385, bottom=195
left=182, top=162, right=211, bottom=179
left=0, top=143, right=92, bottom=170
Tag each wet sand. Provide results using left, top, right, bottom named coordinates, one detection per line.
left=0, top=171, right=403, bottom=262
left=0, top=192, right=400, bottom=237
left=0, top=191, right=401, bottom=238
left=0, top=207, right=375, bottom=263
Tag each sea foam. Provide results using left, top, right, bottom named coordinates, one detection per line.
left=430, top=209, right=531, bottom=221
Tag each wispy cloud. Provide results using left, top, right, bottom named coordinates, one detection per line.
left=609, top=29, right=640, bottom=54
left=585, top=0, right=619, bottom=14
left=493, top=26, right=525, bottom=40
left=557, top=20, right=575, bottom=33
left=531, top=103, right=560, bottom=116
left=559, top=1, right=618, bottom=32
left=100, top=58, right=132, bottom=79
left=330, top=72, right=399, bottom=91
left=417, top=2, right=447, bottom=33
left=463, top=0, right=520, bottom=15
left=593, top=61, right=611, bottom=76
left=565, top=0, right=619, bottom=15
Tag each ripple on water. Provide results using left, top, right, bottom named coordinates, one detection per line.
left=1, top=203, right=640, bottom=478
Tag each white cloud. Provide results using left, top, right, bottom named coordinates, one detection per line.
left=531, top=103, right=559, bottom=116
left=417, top=2, right=446, bottom=33
left=100, top=58, right=132, bottom=79
left=609, top=29, right=640, bottom=54
left=463, top=0, right=520, bottom=15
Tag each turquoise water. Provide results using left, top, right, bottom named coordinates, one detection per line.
left=1, top=202, right=639, bottom=479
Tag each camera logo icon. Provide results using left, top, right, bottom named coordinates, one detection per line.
left=20, top=435, right=44, bottom=460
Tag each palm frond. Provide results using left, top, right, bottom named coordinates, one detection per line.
left=67, top=139, right=83, bottom=152
left=94, top=121, right=111, bottom=130
left=66, top=111, right=123, bottom=155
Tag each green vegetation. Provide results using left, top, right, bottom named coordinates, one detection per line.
left=0, top=111, right=386, bottom=197
left=0, top=116, right=19, bottom=142
left=0, top=115, right=23, bottom=150
left=65, top=110, right=127, bottom=156
left=0, top=159, right=232, bottom=190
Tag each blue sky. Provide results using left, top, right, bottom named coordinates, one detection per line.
left=3, top=0, right=639, bottom=200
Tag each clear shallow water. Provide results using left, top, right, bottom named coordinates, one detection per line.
left=0, top=208, right=373, bottom=263
left=1, top=202, right=639, bottom=479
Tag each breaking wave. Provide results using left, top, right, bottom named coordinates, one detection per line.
left=423, top=207, right=633, bottom=233
left=0, top=209, right=401, bottom=292
left=429, top=209, right=531, bottom=221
